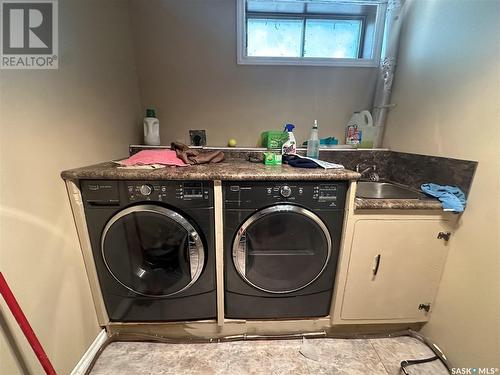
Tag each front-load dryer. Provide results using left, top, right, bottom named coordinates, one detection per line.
left=82, top=180, right=216, bottom=322
left=223, top=181, right=347, bottom=319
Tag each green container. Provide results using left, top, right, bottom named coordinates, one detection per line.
left=263, top=152, right=282, bottom=165
left=260, top=130, right=288, bottom=149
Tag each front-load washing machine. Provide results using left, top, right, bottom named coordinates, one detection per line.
left=82, top=180, right=216, bottom=322
left=223, top=181, right=347, bottom=319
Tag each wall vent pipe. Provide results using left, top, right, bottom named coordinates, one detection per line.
left=372, top=0, right=412, bottom=148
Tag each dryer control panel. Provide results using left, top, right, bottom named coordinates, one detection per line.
left=223, top=181, right=347, bottom=210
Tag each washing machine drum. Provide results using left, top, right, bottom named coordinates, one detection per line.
left=101, top=205, right=205, bottom=297
left=233, top=204, right=332, bottom=294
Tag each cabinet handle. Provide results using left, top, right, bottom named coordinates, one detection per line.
left=372, top=254, right=381, bottom=276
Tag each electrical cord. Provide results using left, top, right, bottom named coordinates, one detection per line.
left=400, top=355, right=439, bottom=374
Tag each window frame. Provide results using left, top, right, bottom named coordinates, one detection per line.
left=237, top=0, right=387, bottom=67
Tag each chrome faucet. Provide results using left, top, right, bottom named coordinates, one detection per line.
left=355, top=162, right=380, bottom=181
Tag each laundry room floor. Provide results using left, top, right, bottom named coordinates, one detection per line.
left=89, top=336, right=449, bottom=375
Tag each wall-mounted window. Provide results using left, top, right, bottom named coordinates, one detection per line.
left=237, top=0, right=387, bottom=67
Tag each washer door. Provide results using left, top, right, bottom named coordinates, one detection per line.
left=232, top=204, right=332, bottom=294
left=101, top=205, right=205, bottom=297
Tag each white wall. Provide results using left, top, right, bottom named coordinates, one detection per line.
left=383, top=0, right=500, bottom=368
left=0, top=1, right=142, bottom=373
left=129, top=0, right=378, bottom=147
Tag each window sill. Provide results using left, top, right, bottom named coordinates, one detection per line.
left=237, top=56, right=379, bottom=68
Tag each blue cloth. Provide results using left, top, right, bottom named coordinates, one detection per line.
left=283, top=154, right=318, bottom=168
left=421, top=183, right=466, bottom=213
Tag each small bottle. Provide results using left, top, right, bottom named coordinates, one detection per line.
left=143, top=108, right=160, bottom=146
left=306, top=120, right=320, bottom=159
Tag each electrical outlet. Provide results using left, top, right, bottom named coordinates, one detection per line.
left=189, top=130, right=206, bottom=146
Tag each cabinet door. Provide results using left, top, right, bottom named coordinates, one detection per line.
left=341, top=219, right=450, bottom=321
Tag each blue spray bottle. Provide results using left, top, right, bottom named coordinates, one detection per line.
left=282, top=123, right=297, bottom=155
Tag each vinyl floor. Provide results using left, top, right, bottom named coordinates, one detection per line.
left=90, top=336, right=449, bottom=375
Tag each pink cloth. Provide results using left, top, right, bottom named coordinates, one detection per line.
left=119, top=150, right=188, bottom=167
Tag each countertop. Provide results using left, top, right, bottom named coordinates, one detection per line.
left=61, top=160, right=361, bottom=181
left=61, top=160, right=443, bottom=210
left=354, top=197, right=443, bottom=210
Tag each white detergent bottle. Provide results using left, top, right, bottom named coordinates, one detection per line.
left=143, top=108, right=161, bottom=146
left=282, top=123, right=297, bottom=155
left=346, top=110, right=373, bottom=146
left=306, top=120, right=320, bottom=159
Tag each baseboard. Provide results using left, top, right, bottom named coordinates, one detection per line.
left=70, top=329, right=108, bottom=375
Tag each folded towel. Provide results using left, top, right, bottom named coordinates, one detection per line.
left=171, top=142, right=225, bottom=165
left=118, top=150, right=187, bottom=167
left=421, top=183, right=466, bottom=213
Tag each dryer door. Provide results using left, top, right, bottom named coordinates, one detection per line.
left=232, top=204, right=332, bottom=294
left=101, top=205, right=205, bottom=297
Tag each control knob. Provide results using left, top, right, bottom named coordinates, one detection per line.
left=139, top=184, right=153, bottom=196
left=280, top=185, right=292, bottom=198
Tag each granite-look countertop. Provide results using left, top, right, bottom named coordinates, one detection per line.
left=61, top=160, right=444, bottom=211
left=61, top=160, right=361, bottom=181
left=354, top=197, right=442, bottom=210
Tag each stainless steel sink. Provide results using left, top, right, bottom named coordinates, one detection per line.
left=356, top=181, right=424, bottom=199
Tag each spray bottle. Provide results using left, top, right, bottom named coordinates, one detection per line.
left=281, top=123, right=297, bottom=155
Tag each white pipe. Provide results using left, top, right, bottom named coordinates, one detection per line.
left=372, top=0, right=412, bottom=147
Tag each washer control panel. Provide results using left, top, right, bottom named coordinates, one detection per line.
left=81, top=180, right=213, bottom=208
left=224, top=181, right=347, bottom=209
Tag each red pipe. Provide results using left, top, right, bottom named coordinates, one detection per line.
left=0, top=272, right=57, bottom=375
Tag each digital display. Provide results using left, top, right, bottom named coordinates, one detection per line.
left=319, top=184, right=337, bottom=191
left=183, top=182, right=203, bottom=198
left=318, top=184, right=337, bottom=201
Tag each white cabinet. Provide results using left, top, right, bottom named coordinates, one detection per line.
left=337, top=218, right=452, bottom=322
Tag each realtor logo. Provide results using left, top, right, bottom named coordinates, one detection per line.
left=1, top=0, right=58, bottom=69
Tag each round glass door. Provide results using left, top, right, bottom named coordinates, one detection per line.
left=101, top=205, right=204, bottom=297
left=232, top=204, right=331, bottom=294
